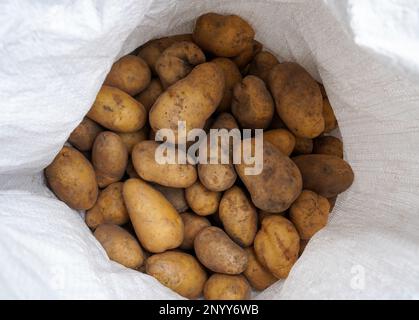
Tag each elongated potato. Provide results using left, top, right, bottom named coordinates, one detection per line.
left=323, top=98, right=338, bottom=133
left=185, top=181, right=221, bottom=216
left=254, top=215, right=300, bottom=279
left=135, top=79, right=163, bottom=112
left=263, top=129, right=295, bottom=156
left=180, top=212, right=211, bottom=250
left=269, top=63, right=324, bottom=138
left=117, top=127, right=148, bottom=154
left=152, top=184, right=189, bottom=213
left=87, top=85, right=147, bottom=133
left=204, top=274, right=250, bottom=300
left=232, top=40, right=263, bottom=70
left=45, top=146, right=98, bottom=210
left=146, top=251, right=207, bottom=299
left=292, top=154, right=354, bottom=198
left=243, top=247, right=277, bottom=291
left=123, top=178, right=184, bottom=253
left=132, top=140, right=197, bottom=188
left=293, top=136, right=313, bottom=155
left=194, top=226, right=248, bottom=274
left=94, top=224, right=144, bottom=269
left=249, top=51, right=280, bottom=83
left=68, top=117, right=103, bottom=151
left=219, top=186, right=258, bottom=247
left=313, top=135, right=343, bottom=158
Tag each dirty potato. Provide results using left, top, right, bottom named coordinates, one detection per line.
left=249, top=51, right=279, bottom=83
left=263, top=129, right=295, bottom=156
left=204, top=274, right=250, bottom=300
left=232, top=40, right=263, bottom=70
left=152, top=183, right=189, bottom=213
left=180, top=212, right=211, bottom=250
left=117, top=126, right=148, bottom=154
left=135, top=79, right=163, bottom=112
left=243, top=247, right=277, bottom=291
left=68, top=117, right=103, bottom=151
left=323, top=98, right=338, bottom=133
left=293, top=136, right=313, bottom=155
left=185, top=181, right=221, bottom=216
left=313, top=135, right=343, bottom=158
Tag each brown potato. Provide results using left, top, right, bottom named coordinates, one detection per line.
left=94, top=224, right=144, bottom=269
left=185, top=181, right=221, bottom=216
left=219, top=186, right=258, bottom=247
left=249, top=51, right=279, bottom=83
left=269, top=112, right=286, bottom=129
left=328, top=196, right=337, bottom=211
left=152, top=184, right=189, bottom=213
left=193, top=13, right=255, bottom=57
left=104, top=55, right=151, bottom=96
left=194, top=226, right=248, bottom=274
left=146, top=251, right=207, bottom=299
left=299, top=239, right=309, bottom=256
left=263, top=129, right=295, bottom=156
left=313, top=135, right=343, bottom=158
left=269, top=62, right=324, bottom=138
left=293, top=136, right=313, bottom=155
left=323, top=98, right=338, bottom=133
left=204, top=274, right=250, bottom=300
left=232, top=40, right=263, bottom=70
left=87, top=85, right=147, bottom=133
left=126, top=159, right=139, bottom=178
left=117, top=127, right=148, bottom=154
left=258, top=210, right=286, bottom=225
left=68, top=117, right=103, bottom=151
left=254, top=215, right=300, bottom=278
left=232, top=75, right=274, bottom=129
left=211, top=112, right=239, bottom=130
left=135, top=79, right=163, bottom=112
left=243, top=247, right=277, bottom=291
left=45, top=146, right=98, bottom=210
left=319, top=83, right=327, bottom=98
left=292, top=154, right=354, bottom=198
left=123, top=178, right=184, bottom=253
left=92, top=131, right=128, bottom=188
left=180, top=212, right=211, bottom=250
left=132, top=140, right=197, bottom=188
left=85, top=182, right=129, bottom=229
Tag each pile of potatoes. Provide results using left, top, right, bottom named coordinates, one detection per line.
left=45, top=12, right=354, bottom=300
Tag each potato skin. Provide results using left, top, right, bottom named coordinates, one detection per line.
left=123, top=178, right=184, bottom=253
left=193, top=13, right=255, bottom=57
left=249, top=51, right=279, bottom=84
left=254, top=215, right=300, bottom=279
left=263, top=129, right=295, bottom=156
left=45, top=146, right=98, bottom=210
left=180, top=212, right=211, bottom=250
left=204, top=274, right=250, bottom=300
left=243, top=247, right=277, bottom=291
left=87, top=85, right=147, bottom=133
left=323, top=98, right=338, bottom=133
left=68, top=117, right=103, bottom=151
left=94, top=224, right=144, bottom=269
left=292, top=154, right=354, bottom=198
left=135, top=79, right=163, bottom=112
left=289, top=190, right=330, bottom=240
left=152, top=184, right=189, bottom=213
left=117, top=127, right=148, bottom=154
left=146, top=251, right=207, bottom=299
left=293, top=136, right=313, bottom=155
left=92, top=131, right=128, bottom=188
left=219, top=186, right=258, bottom=247
left=104, top=55, right=151, bottom=96
left=194, top=226, right=248, bottom=274
left=232, top=40, right=263, bottom=70
left=185, top=181, right=221, bottom=216
left=132, top=140, right=197, bottom=188
left=269, top=62, right=324, bottom=138
left=313, top=135, right=343, bottom=158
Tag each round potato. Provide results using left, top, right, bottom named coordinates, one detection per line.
left=232, top=40, right=263, bottom=70
left=45, top=146, right=98, bottom=210
left=219, top=186, right=258, bottom=247
left=117, top=127, right=148, bottom=154
left=293, top=136, right=313, bottom=155
left=94, top=224, right=144, bottom=269
left=180, top=212, right=211, bottom=250
left=87, top=85, right=147, bottom=133
left=185, top=181, right=221, bottom=216
left=204, top=274, right=250, bottom=300
left=123, top=178, right=184, bottom=253
left=92, top=131, right=128, bottom=188
left=249, top=51, right=279, bottom=83
left=104, top=55, right=151, bottom=96
left=313, top=135, right=343, bottom=158
left=194, top=226, right=248, bottom=274
left=263, top=129, right=295, bottom=156
left=68, top=117, right=103, bottom=151
left=323, top=98, right=338, bottom=133
left=152, top=183, right=189, bottom=213
left=269, top=62, right=324, bottom=138
left=254, top=215, right=300, bottom=279
left=243, top=247, right=277, bottom=291
left=146, top=251, right=207, bottom=299
left=135, top=78, right=163, bottom=112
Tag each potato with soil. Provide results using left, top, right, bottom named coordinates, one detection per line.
left=293, top=136, right=313, bottom=155
left=263, top=129, right=295, bottom=156
left=87, top=85, right=147, bottom=133
left=94, top=224, right=144, bottom=269
left=204, top=274, right=250, bottom=300
left=194, top=226, right=248, bottom=274
left=185, top=181, right=221, bottom=216
left=249, top=51, right=279, bottom=83
left=323, top=98, right=338, bottom=133
left=269, top=62, right=324, bottom=138
left=135, top=79, right=163, bottom=112
left=146, top=251, right=207, bottom=299
left=123, top=178, right=184, bottom=253
left=232, top=40, right=263, bottom=70
left=254, top=215, right=300, bottom=278
left=313, top=135, right=343, bottom=158
left=45, top=146, right=98, bottom=210
left=117, top=127, right=148, bottom=154
left=180, top=212, right=211, bottom=250
left=152, top=184, right=189, bottom=213
left=68, top=117, right=103, bottom=151
left=243, top=247, right=277, bottom=291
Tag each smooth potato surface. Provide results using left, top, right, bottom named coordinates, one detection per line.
left=68, top=117, right=103, bottom=151
left=204, top=274, right=250, bottom=300
left=180, top=212, right=211, bottom=250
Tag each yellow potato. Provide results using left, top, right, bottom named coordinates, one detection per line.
left=249, top=51, right=280, bottom=84
left=243, top=247, right=277, bottom=291
left=232, top=40, right=263, bottom=70
left=293, top=136, right=313, bottom=155
left=152, top=184, right=189, bottom=213
left=204, top=274, right=250, bottom=300
left=323, top=98, right=338, bottom=133
left=135, top=78, right=163, bottom=112
left=117, top=127, right=148, bottom=154
left=180, top=212, right=211, bottom=250
left=263, top=129, right=295, bottom=156
left=68, top=117, right=103, bottom=151
left=185, top=181, right=221, bottom=216
left=313, top=135, right=343, bottom=158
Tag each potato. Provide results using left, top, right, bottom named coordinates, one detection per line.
left=135, top=78, right=163, bottom=112
left=92, top=131, right=128, bottom=188
left=193, top=13, right=255, bottom=57
left=146, top=251, right=207, bottom=299
left=68, top=117, right=103, bottom=151
left=185, top=181, right=221, bottom=216
left=232, top=40, right=263, bottom=70
left=219, top=186, right=257, bottom=247
left=292, top=154, right=354, bottom=198
left=180, top=212, right=211, bottom=250
left=319, top=83, right=327, bottom=98
left=269, top=62, right=324, bottom=138
left=293, top=136, right=313, bottom=155
left=85, top=182, right=129, bottom=229
left=263, top=129, right=295, bottom=156
left=156, top=41, right=206, bottom=88
left=269, top=112, right=286, bottom=129
left=249, top=51, right=279, bottom=83
left=328, top=196, right=337, bottom=211
left=212, top=58, right=242, bottom=112
left=117, top=127, right=148, bottom=154
left=87, top=85, right=147, bottom=133
left=204, top=274, right=250, bottom=300
left=323, top=98, right=338, bottom=133
left=123, top=178, right=184, bottom=253
left=235, top=139, right=302, bottom=212
left=299, top=239, right=309, bottom=256
left=211, top=112, right=239, bottom=131
left=149, top=62, right=224, bottom=144
left=194, top=226, right=248, bottom=274
left=243, top=247, right=277, bottom=291
left=45, top=146, right=98, bottom=210
left=232, top=75, right=274, bottom=129
left=104, top=55, right=151, bottom=96
left=132, top=140, right=197, bottom=188
left=152, top=184, right=189, bottom=213
left=126, top=159, right=139, bottom=178
left=313, top=135, right=343, bottom=158
left=258, top=210, right=286, bottom=225
left=94, top=224, right=144, bottom=269
left=254, top=215, right=300, bottom=278
left=289, top=190, right=330, bottom=240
